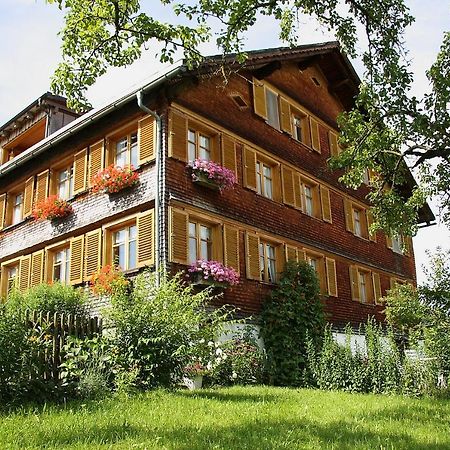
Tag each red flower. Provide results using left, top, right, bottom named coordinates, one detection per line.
left=32, top=195, right=73, bottom=221
left=91, top=164, right=139, bottom=194
left=90, top=265, right=129, bottom=296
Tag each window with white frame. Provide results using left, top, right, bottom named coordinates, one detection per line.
left=116, top=132, right=138, bottom=168
left=256, top=160, right=273, bottom=200
left=57, top=166, right=74, bottom=200
left=392, top=235, right=403, bottom=254
left=188, top=221, right=213, bottom=264
left=265, top=89, right=280, bottom=130
left=259, top=241, right=277, bottom=283
left=188, top=129, right=211, bottom=162
left=12, top=192, right=23, bottom=225
left=113, top=224, right=137, bottom=270
left=52, top=247, right=71, bottom=284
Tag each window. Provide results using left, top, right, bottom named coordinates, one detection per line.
left=304, top=184, right=314, bottom=216
left=265, top=89, right=280, bottom=130
left=345, top=199, right=373, bottom=240
left=0, top=259, right=20, bottom=298
left=300, top=178, right=320, bottom=218
left=56, top=166, right=74, bottom=200
left=305, top=251, right=328, bottom=294
left=292, top=113, right=310, bottom=146
left=259, top=241, right=277, bottom=283
left=115, top=132, right=138, bottom=168
left=188, top=129, right=211, bottom=162
left=350, top=266, right=378, bottom=304
left=6, top=265, right=18, bottom=294
left=52, top=247, right=71, bottom=284
left=189, top=221, right=213, bottom=263
left=358, top=271, right=368, bottom=303
left=391, top=235, right=403, bottom=254
left=12, top=192, right=23, bottom=225
left=256, top=160, right=273, bottom=199
left=112, top=224, right=137, bottom=271
left=353, top=208, right=362, bottom=237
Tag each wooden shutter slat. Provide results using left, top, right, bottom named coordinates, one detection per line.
left=35, top=170, right=50, bottom=205
left=137, top=210, right=155, bottom=267
left=328, top=130, right=339, bottom=157
left=367, top=211, right=377, bottom=242
left=23, top=176, right=34, bottom=218
left=298, top=249, right=306, bottom=261
left=221, top=134, right=237, bottom=176
left=70, top=236, right=84, bottom=285
left=169, top=208, right=188, bottom=264
left=245, top=232, right=260, bottom=280
left=344, top=198, right=354, bottom=232
left=19, top=255, right=31, bottom=293
left=373, top=272, right=382, bottom=304
left=84, top=229, right=102, bottom=280
left=320, top=186, right=332, bottom=223
left=89, top=140, right=105, bottom=186
left=326, top=257, right=338, bottom=297
left=280, top=97, right=292, bottom=134
left=243, top=146, right=257, bottom=191
left=168, top=110, right=187, bottom=162
left=293, top=173, right=302, bottom=210
left=310, top=117, right=321, bottom=152
left=281, top=166, right=295, bottom=207
left=223, top=225, right=240, bottom=273
left=349, top=265, right=360, bottom=301
left=0, top=193, right=6, bottom=230
left=138, top=116, right=156, bottom=165
left=252, top=78, right=267, bottom=119
left=30, top=251, right=44, bottom=288
left=386, top=235, right=393, bottom=249
left=73, top=148, right=88, bottom=195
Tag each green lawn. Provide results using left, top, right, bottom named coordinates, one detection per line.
left=1, top=386, right=449, bottom=449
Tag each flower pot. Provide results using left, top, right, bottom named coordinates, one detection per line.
left=191, top=273, right=228, bottom=289
left=192, top=171, right=220, bottom=191
left=183, top=375, right=203, bottom=390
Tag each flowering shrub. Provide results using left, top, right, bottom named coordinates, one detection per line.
left=184, top=360, right=208, bottom=376
left=91, top=164, right=139, bottom=194
left=90, top=265, right=129, bottom=296
left=188, top=260, right=239, bottom=286
left=188, top=159, right=236, bottom=191
left=32, top=195, right=73, bottom=221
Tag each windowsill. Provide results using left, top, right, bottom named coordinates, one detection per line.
left=1, top=216, right=32, bottom=233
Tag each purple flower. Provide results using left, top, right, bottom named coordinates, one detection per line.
left=188, top=159, right=236, bottom=192
left=188, top=259, right=240, bottom=286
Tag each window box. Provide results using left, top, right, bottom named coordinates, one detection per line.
left=32, top=195, right=73, bottom=222
left=192, top=170, right=221, bottom=191
left=91, top=164, right=139, bottom=195
left=188, top=259, right=239, bottom=287
left=188, top=159, right=236, bottom=193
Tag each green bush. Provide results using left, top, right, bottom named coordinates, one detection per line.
left=260, top=261, right=325, bottom=386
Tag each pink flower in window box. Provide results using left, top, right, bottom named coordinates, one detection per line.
left=188, top=159, right=236, bottom=192
left=188, top=259, right=239, bottom=286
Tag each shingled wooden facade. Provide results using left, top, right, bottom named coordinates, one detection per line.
left=0, top=43, right=434, bottom=326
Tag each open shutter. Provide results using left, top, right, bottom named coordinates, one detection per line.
left=367, top=211, right=377, bottom=242
left=168, top=110, right=187, bottom=161
left=138, top=115, right=156, bottom=165
left=252, top=78, right=267, bottom=119
left=310, top=117, right=321, bottom=152
left=281, top=166, right=295, bottom=207
left=169, top=208, right=188, bottom=264
left=0, top=193, right=6, bottom=230
left=285, top=245, right=298, bottom=262
left=23, top=176, right=34, bottom=217
left=404, top=236, right=413, bottom=256
left=243, top=146, right=257, bottom=191
left=326, top=257, right=338, bottom=297
left=84, top=229, right=102, bottom=280
left=221, top=134, right=237, bottom=176
left=320, top=186, right=332, bottom=223
left=35, top=170, right=50, bottom=204
left=293, top=173, right=302, bottom=210
left=73, top=148, right=88, bottom=195
left=372, top=272, right=382, bottom=304
left=279, top=97, right=292, bottom=134
left=386, top=235, right=393, bottom=249
left=344, top=198, right=354, bottom=232
left=19, top=255, right=31, bottom=293
left=137, top=210, right=155, bottom=267
left=349, top=265, right=360, bottom=301
left=245, top=232, right=260, bottom=280
left=328, top=131, right=339, bottom=157
left=70, top=236, right=84, bottom=285
left=88, top=140, right=105, bottom=185
left=223, top=224, right=240, bottom=273
left=30, top=251, right=44, bottom=287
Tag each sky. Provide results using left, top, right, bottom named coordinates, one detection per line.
left=0, top=0, right=448, bottom=282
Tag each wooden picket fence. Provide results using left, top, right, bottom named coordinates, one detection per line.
left=25, top=310, right=102, bottom=381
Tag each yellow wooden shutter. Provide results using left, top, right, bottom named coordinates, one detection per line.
left=285, top=245, right=298, bottom=262
left=310, top=117, right=321, bottom=152
left=35, top=170, right=50, bottom=205
left=243, top=146, right=257, bottom=191
left=138, top=115, right=156, bottom=165
left=223, top=224, right=240, bottom=273
left=0, top=193, right=6, bottom=230
left=367, top=211, right=377, bottom=242
left=73, top=148, right=88, bottom=195
left=252, top=78, right=267, bottom=119
left=280, top=97, right=292, bottom=134
left=404, top=236, right=412, bottom=256
left=89, top=140, right=105, bottom=185
left=344, top=198, right=354, bottom=232
left=169, top=207, right=188, bottom=264
left=326, top=257, right=338, bottom=297
left=372, top=272, right=382, bottom=304
left=23, top=176, right=34, bottom=217
left=19, top=255, right=31, bottom=293
left=137, top=210, right=155, bottom=267
left=298, top=249, right=306, bottom=261
left=328, top=130, right=339, bottom=157
left=293, top=173, right=302, bottom=210
left=84, top=229, right=102, bottom=280
left=70, top=235, right=84, bottom=285
left=210, top=134, right=221, bottom=163
left=168, top=110, right=187, bottom=161
left=221, top=134, right=237, bottom=176
left=30, top=251, right=44, bottom=288
left=281, top=166, right=295, bottom=207
left=386, top=235, right=393, bottom=249
left=320, top=186, right=332, bottom=223
left=349, top=265, right=360, bottom=301
left=245, top=232, right=260, bottom=280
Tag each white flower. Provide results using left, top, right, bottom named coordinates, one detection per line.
left=215, top=348, right=223, bottom=356
left=232, top=372, right=238, bottom=379
left=199, top=339, right=205, bottom=344
left=222, top=354, right=228, bottom=360
left=208, top=341, right=214, bottom=347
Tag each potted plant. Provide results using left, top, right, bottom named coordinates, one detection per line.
left=32, top=195, right=73, bottom=221
left=182, top=360, right=207, bottom=390
left=188, top=259, right=239, bottom=287
left=91, top=164, right=139, bottom=194
left=188, top=159, right=236, bottom=192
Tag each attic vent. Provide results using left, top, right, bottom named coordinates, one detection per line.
left=311, top=77, right=321, bottom=87
left=230, top=94, right=248, bottom=109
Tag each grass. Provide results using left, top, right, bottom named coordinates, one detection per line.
left=1, top=386, right=450, bottom=449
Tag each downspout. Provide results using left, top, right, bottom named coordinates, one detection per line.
left=136, top=90, right=162, bottom=286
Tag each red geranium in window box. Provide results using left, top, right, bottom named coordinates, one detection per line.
left=90, top=265, right=129, bottom=296
left=32, top=195, right=73, bottom=221
left=91, top=164, right=139, bottom=194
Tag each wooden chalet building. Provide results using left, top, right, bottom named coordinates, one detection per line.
left=0, top=42, right=434, bottom=326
